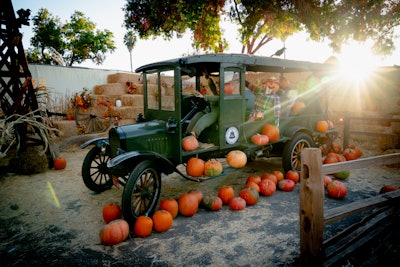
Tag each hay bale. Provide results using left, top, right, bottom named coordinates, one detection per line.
left=120, top=94, right=143, bottom=107
left=10, top=146, right=49, bottom=174
left=107, top=72, right=141, bottom=85
left=114, top=106, right=141, bottom=120
left=94, top=83, right=126, bottom=96
left=52, top=120, right=78, bottom=138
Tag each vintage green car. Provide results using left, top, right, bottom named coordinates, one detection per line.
left=80, top=54, right=337, bottom=224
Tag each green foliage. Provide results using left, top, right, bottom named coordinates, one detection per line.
left=123, top=0, right=400, bottom=56
left=28, top=8, right=116, bottom=66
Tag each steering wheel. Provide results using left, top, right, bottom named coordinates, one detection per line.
left=191, top=95, right=210, bottom=113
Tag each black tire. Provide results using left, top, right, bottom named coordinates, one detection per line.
left=121, top=160, right=161, bottom=224
left=81, top=146, right=112, bottom=193
left=282, top=132, right=314, bottom=172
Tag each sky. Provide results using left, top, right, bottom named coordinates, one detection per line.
left=12, top=0, right=400, bottom=73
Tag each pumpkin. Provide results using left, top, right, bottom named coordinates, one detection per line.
left=201, top=195, right=223, bottom=211
left=186, top=157, right=205, bottom=177
left=54, top=157, right=67, bottom=170
left=323, top=155, right=338, bottom=164
left=218, top=185, right=235, bottom=204
left=324, top=175, right=333, bottom=188
left=326, top=180, right=347, bottom=199
left=261, top=173, right=278, bottom=185
left=285, top=170, right=300, bottom=184
left=134, top=216, right=153, bottom=238
left=224, top=82, right=234, bottom=94
left=259, top=179, right=276, bottom=196
left=291, top=101, right=306, bottom=115
left=100, top=219, right=130, bottom=244
left=379, top=185, right=400, bottom=194
left=102, top=202, right=122, bottom=223
left=239, top=187, right=259, bottom=205
left=245, top=181, right=260, bottom=193
left=334, top=170, right=350, bottom=180
left=330, top=142, right=342, bottom=154
left=261, top=124, right=280, bottom=143
left=226, top=150, right=247, bottom=168
left=188, top=189, right=203, bottom=204
left=277, top=179, right=296, bottom=191
left=343, top=148, right=358, bottom=161
left=178, top=193, right=199, bottom=217
left=229, top=197, right=246, bottom=211
left=251, top=134, right=269, bottom=146
left=246, top=174, right=261, bottom=185
left=182, top=134, right=199, bottom=151
left=159, top=198, right=179, bottom=218
left=203, top=159, right=223, bottom=176
left=272, top=170, right=284, bottom=183
left=152, top=210, right=173, bottom=232
left=316, top=120, right=329, bottom=133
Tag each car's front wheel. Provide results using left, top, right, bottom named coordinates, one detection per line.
left=282, top=132, right=314, bottom=173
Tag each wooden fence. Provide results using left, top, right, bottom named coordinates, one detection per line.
left=299, top=148, right=400, bottom=266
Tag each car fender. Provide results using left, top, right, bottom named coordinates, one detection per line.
left=281, top=125, right=312, bottom=139
left=80, top=137, right=109, bottom=149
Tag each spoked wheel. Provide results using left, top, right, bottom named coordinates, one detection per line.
left=122, top=160, right=161, bottom=224
left=282, top=132, right=314, bottom=173
left=75, top=106, right=111, bottom=134
left=82, top=146, right=113, bottom=193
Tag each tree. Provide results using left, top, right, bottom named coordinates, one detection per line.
left=28, top=8, right=116, bottom=66
left=123, top=30, right=137, bottom=72
left=123, top=0, right=400, bottom=56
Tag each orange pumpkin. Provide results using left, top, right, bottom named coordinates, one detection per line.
left=261, top=173, right=278, bottom=185
left=261, top=124, right=280, bottom=143
left=229, top=197, right=246, bottom=211
left=239, top=187, right=259, bottom=205
left=316, top=120, right=329, bottom=133
left=285, top=170, right=300, bottom=184
left=224, top=82, right=234, bottom=94
left=226, top=150, right=247, bottom=168
left=152, top=210, right=173, bottom=232
left=102, top=202, right=122, bottom=224
left=201, top=195, right=223, bottom=211
left=186, top=157, right=205, bottom=177
left=218, top=185, right=235, bottom=204
left=159, top=198, right=179, bottom=218
left=188, top=189, right=204, bottom=204
left=246, top=174, right=261, bottom=185
left=245, top=181, right=260, bottom=193
left=182, top=135, right=199, bottom=151
left=134, top=216, right=153, bottom=238
left=259, top=179, right=276, bottom=196
left=272, top=170, right=284, bottom=183
left=54, top=157, right=67, bottom=170
left=291, top=101, right=306, bottom=115
left=178, top=193, right=199, bottom=217
left=251, top=134, right=269, bottom=146
left=203, top=159, right=223, bottom=176
left=100, top=219, right=130, bottom=244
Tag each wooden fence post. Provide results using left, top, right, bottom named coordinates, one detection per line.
left=300, top=148, right=324, bottom=266
left=343, top=111, right=350, bottom=148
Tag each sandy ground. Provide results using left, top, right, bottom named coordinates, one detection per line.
left=0, top=143, right=399, bottom=266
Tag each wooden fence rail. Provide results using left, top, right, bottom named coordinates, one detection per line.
left=299, top=148, right=400, bottom=266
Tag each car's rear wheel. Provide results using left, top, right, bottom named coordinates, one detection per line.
left=282, top=132, right=314, bottom=173
left=121, top=160, right=161, bottom=225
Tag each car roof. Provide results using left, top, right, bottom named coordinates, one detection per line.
left=135, top=53, right=338, bottom=74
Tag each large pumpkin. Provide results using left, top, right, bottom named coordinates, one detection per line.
left=259, top=179, right=276, bottom=196
left=178, top=193, right=199, bottom=217
left=204, top=159, right=223, bottom=176
left=239, top=187, right=259, bottom=205
left=159, top=198, right=179, bottom=218
left=100, top=219, right=130, bottom=245
left=186, top=157, right=205, bottom=177
left=134, top=216, right=153, bottom=238
left=182, top=135, right=199, bottom=151
left=218, top=185, right=235, bottom=204
left=152, top=210, right=173, bottom=232
left=226, top=150, right=247, bottom=168
left=102, top=202, right=122, bottom=223
left=261, top=124, right=280, bottom=143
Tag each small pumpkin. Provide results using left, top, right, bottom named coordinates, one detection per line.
left=272, top=170, right=284, bottom=183
left=291, top=101, right=306, bottom=115
left=102, top=202, right=122, bottom=224
left=178, top=193, right=199, bottom=217
left=316, top=120, right=329, bottom=133
left=100, top=219, right=130, bottom=244
left=326, top=180, right=347, bottom=199
left=182, top=134, right=199, bottom=151
left=259, top=179, right=276, bottom=196
left=261, top=124, right=280, bottom=143
left=218, top=185, right=235, bottom=204
left=134, top=216, right=153, bottom=238
left=285, top=170, right=300, bottom=184
left=324, top=175, right=333, bottom=188
left=261, top=173, right=278, bottom=185
left=186, top=157, right=205, bottom=177
left=334, top=170, right=350, bottom=180
left=379, top=185, right=400, bottom=194
left=343, top=148, right=358, bottom=161
left=54, top=157, right=67, bottom=170
left=188, top=189, right=203, bottom=204
left=226, top=150, right=247, bottom=168
left=251, top=134, right=269, bottom=146
left=152, top=210, right=173, bottom=232
left=229, top=197, right=246, bottom=211
left=239, top=187, right=259, bottom=205
left=330, top=142, right=342, bottom=154
left=246, top=174, right=261, bottom=185
left=201, top=195, right=223, bottom=211
left=159, top=198, right=179, bottom=218
left=245, top=181, right=260, bottom=193
left=203, top=159, right=223, bottom=176
left=278, top=179, right=296, bottom=191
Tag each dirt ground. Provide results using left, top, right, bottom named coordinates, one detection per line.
left=0, top=142, right=399, bottom=266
